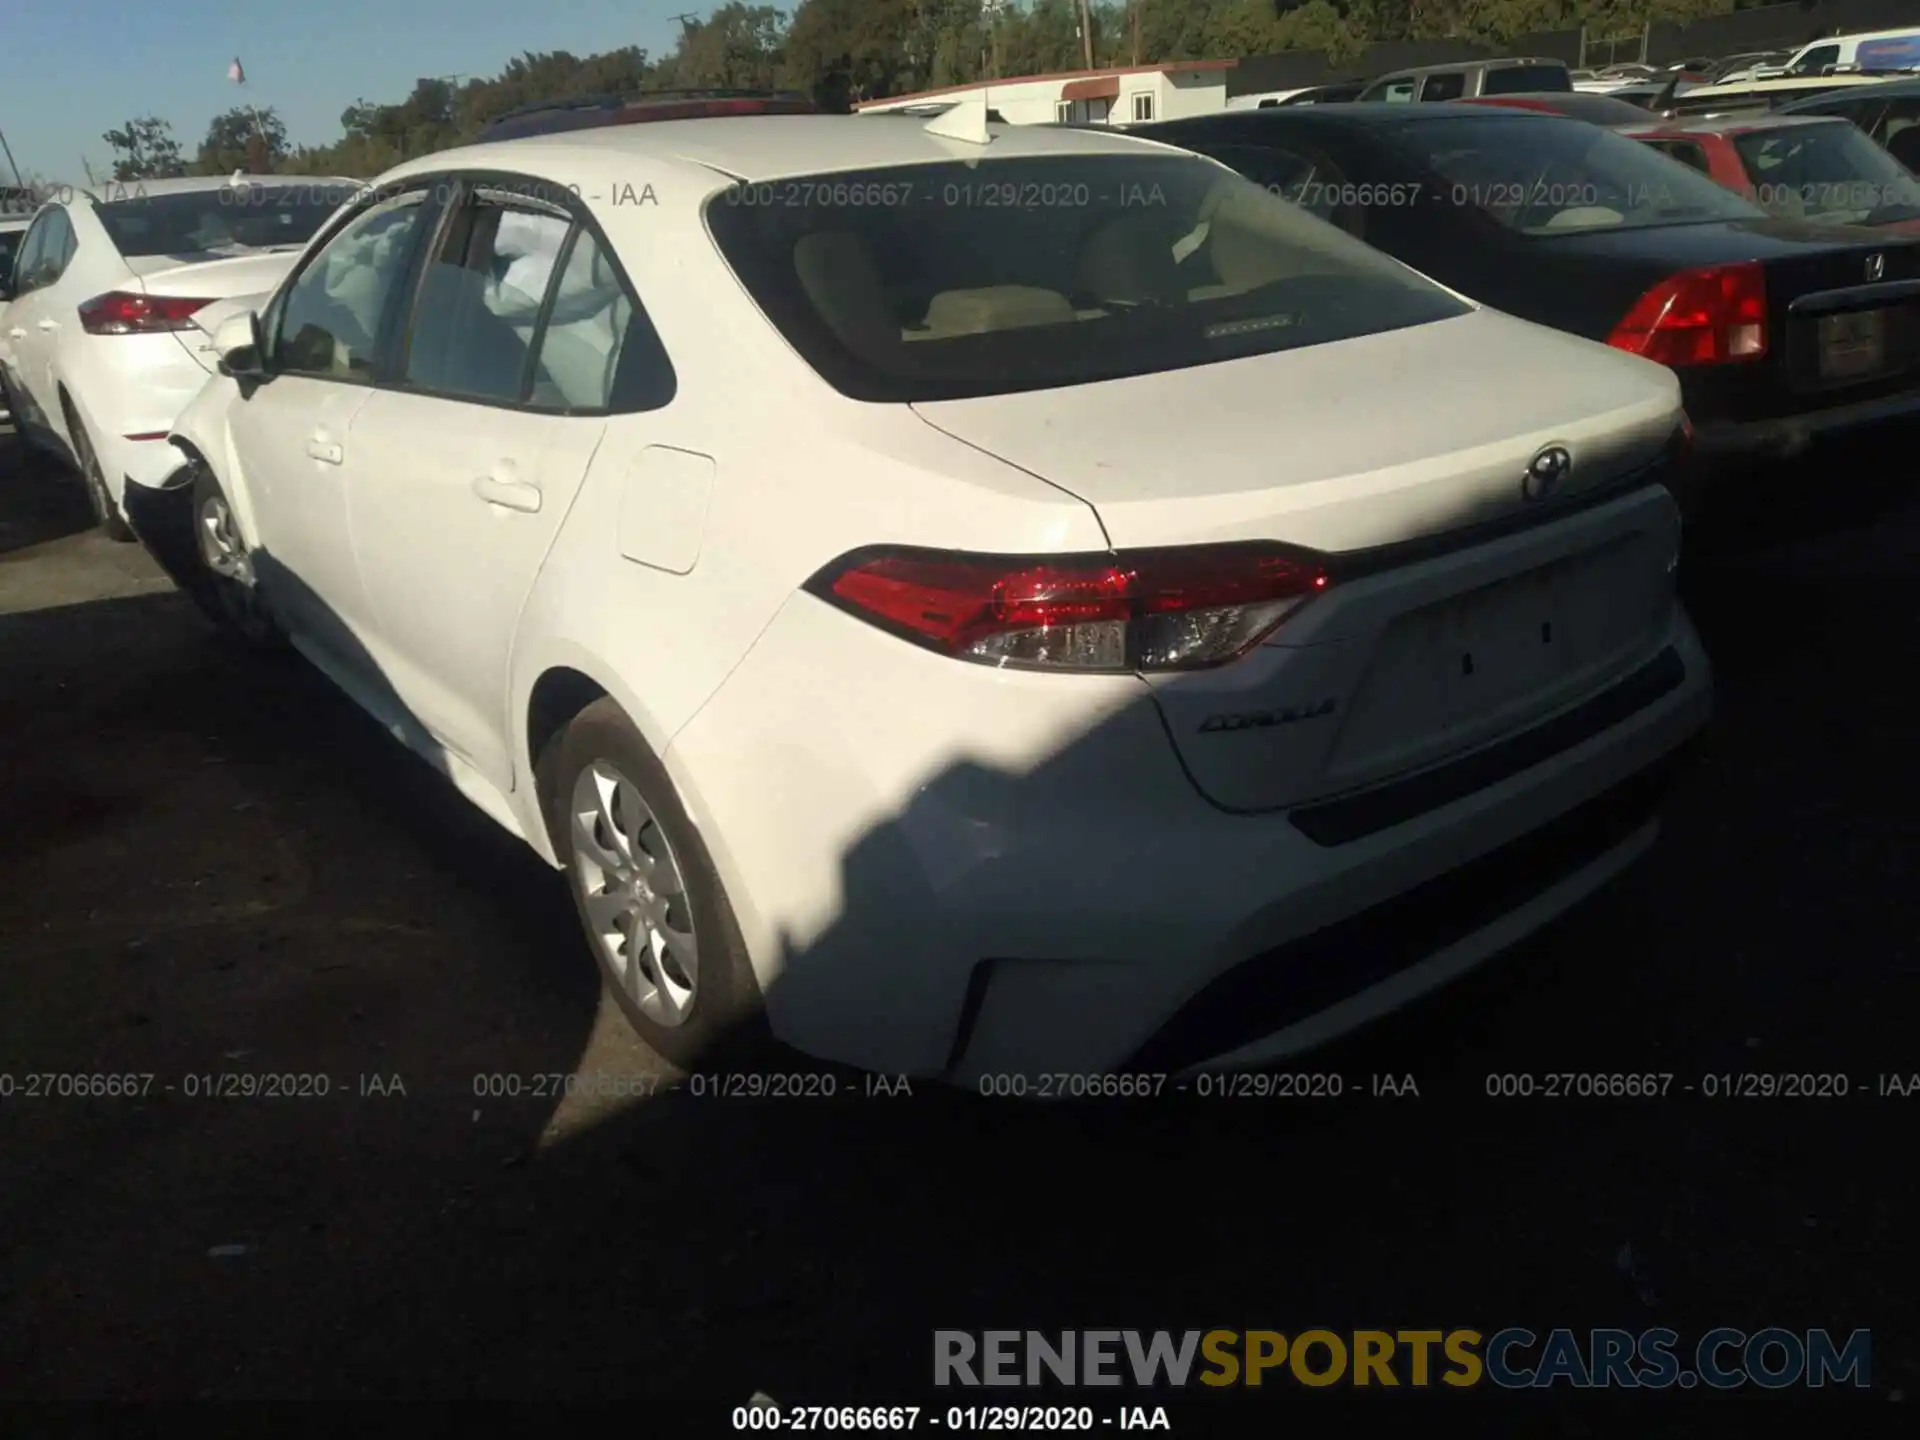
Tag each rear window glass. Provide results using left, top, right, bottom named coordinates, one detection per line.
left=1733, top=121, right=1920, bottom=223
left=0, top=229, right=22, bottom=275
left=95, top=185, right=357, bottom=258
left=1484, top=65, right=1572, bottom=95
left=1550, top=94, right=1664, bottom=125
left=1393, top=114, right=1761, bottom=233
left=705, top=154, right=1470, bottom=402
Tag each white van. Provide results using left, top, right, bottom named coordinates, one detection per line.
left=1755, top=28, right=1920, bottom=80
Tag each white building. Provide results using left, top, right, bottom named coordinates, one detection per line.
left=855, top=60, right=1236, bottom=126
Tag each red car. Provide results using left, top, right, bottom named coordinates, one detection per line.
left=1619, top=113, right=1920, bottom=232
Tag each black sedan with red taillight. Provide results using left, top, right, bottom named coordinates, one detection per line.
left=1127, top=103, right=1920, bottom=507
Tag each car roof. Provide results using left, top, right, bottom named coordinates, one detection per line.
left=380, top=114, right=1170, bottom=187
left=1620, top=112, right=1853, bottom=136
left=1141, top=101, right=1557, bottom=131
left=1368, top=57, right=1564, bottom=80
left=1677, top=74, right=1889, bottom=98
left=1781, top=73, right=1920, bottom=105
left=69, top=173, right=357, bottom=204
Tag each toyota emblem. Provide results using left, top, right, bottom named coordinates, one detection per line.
left=1866, top=252, right=1886, bottom=282
left=1523, top=445, right=1571, bottom=502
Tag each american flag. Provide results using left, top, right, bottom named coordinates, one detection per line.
left=228, top=57, right=246, bottom=84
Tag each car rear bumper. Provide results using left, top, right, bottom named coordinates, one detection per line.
left=1688, top=386, right=1920, bottom=467
left=669, top=584, right=1713, bottom=1083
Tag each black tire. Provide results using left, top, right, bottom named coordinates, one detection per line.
left=65, top=404, right=136, bottom=543
left=539, top=698, right=766, bottom=1070
left=187, top=461, right=285, bottom=650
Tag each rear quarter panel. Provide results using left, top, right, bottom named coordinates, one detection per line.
left=504, top=166, right=1106, bottom=851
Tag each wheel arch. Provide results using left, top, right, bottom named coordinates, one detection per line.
left=510, top=642, right=761, bottom=936
left=513, top=642, right=777, bottom=1004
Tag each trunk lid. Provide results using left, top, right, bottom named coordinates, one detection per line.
left=1539, top=219, right=1920, bottom=418
left=913, top=307, right=1687, bottom=814
left=128, top=250, right=301, bottom=374
left=911, top=307, right=1679, bottom=554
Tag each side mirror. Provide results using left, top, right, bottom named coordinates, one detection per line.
left=212, top=309, right=266, bottom=381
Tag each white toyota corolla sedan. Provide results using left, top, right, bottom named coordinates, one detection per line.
left=158, top=109, right=1712, bottom=1082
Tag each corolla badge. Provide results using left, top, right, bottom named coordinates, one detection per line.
left=1866, top=252, right=1886, bottom=282
left=1523, top=445, right=1572, bottom=502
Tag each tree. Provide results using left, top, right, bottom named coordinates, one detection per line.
left=101, top=117, right=185, bottom=181
left=197, top=106, right=289, bottom=175
left=655, top=4, right=788, bottom=88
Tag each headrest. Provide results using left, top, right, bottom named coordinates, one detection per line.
left=920, top=286, right=1076, bottom=337
left=793, top=231, right=899, bottom=353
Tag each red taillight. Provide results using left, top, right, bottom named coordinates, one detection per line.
left=1606, top=263, right=1768, bottom=366
left=78, top=291, right=214, bottom=336
left=808, top=544, right=1332, bottom=673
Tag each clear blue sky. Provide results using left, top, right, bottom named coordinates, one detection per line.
left=0, top=0, right=731, bottom=183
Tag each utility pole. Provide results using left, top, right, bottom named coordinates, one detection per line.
left=0, top=125, right=23, bottom=188
left=1130, top=0, right=1141, bottom=66
left=1077, top=0, right=1095, bottom=69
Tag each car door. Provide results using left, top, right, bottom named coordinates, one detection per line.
left=1418, top=70, right=1469, bottom=102
left=344, top=180, right=663, bottom=792
left=226, top=184, right=440, bottom=672
left=3, top=208, right=76, bottom=445
left=2, top=212, right=56, bottom=436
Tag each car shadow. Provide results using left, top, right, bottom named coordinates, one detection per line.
left=0, top=432, right=92, bottom=557
left=3, top=458, right=1911, bottom=1414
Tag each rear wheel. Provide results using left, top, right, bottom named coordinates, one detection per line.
left=66, top=405, right=136, bottom=543
left=190, top=462, right=283, bottom=648
left=540, top=698, right=764, bottom=1069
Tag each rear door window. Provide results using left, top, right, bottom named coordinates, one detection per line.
left=402, top=195, right=571, bottom=404
left=1483, top=65, right=1571, bottom=94
left=1418, top=72, right=1467, bottom=102
left=526, top=226, right=676, bottom=412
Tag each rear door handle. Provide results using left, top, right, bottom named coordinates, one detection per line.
left=305, top=438, right=344, bottom=465
left=36, top=319, right=58, bottom=332
left=472, top=473, right=542, bottom=513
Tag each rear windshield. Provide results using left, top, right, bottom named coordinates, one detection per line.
left=95, top=185, right=357, bottom=258
left=1392, top=115, right=1761, bottom=233
left=1734, top=121, right=1920, bottom=224
left=704, top=154, right=1469, bottom=402
left=1483, top=65, right=1572, bottom=95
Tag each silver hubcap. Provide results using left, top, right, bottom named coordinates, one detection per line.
left=570, top=761, right=698, bottom=1027
left=197, top=494, right=255, bottom=586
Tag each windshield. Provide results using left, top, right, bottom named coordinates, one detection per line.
left=1734, top=122, right=1920, bottom=224
left=1392, top=115, right=1762, bottom=234
left=95, top=185, right=358, bottom=259
left=705, top=154, right=1470, bottom=402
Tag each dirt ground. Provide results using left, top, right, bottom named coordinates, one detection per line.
left=1, top=430, right=1914, bottom=1428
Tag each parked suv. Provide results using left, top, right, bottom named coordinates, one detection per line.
left=1357, top=58, right=1572, bottom=103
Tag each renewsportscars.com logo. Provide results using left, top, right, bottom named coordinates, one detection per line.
left=934, top=1329, right=1872, bottom=1390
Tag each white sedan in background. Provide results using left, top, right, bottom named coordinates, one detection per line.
left=162, top=113, right=1710, bottom=1082
left=0, top=174, right=355, bottom=537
